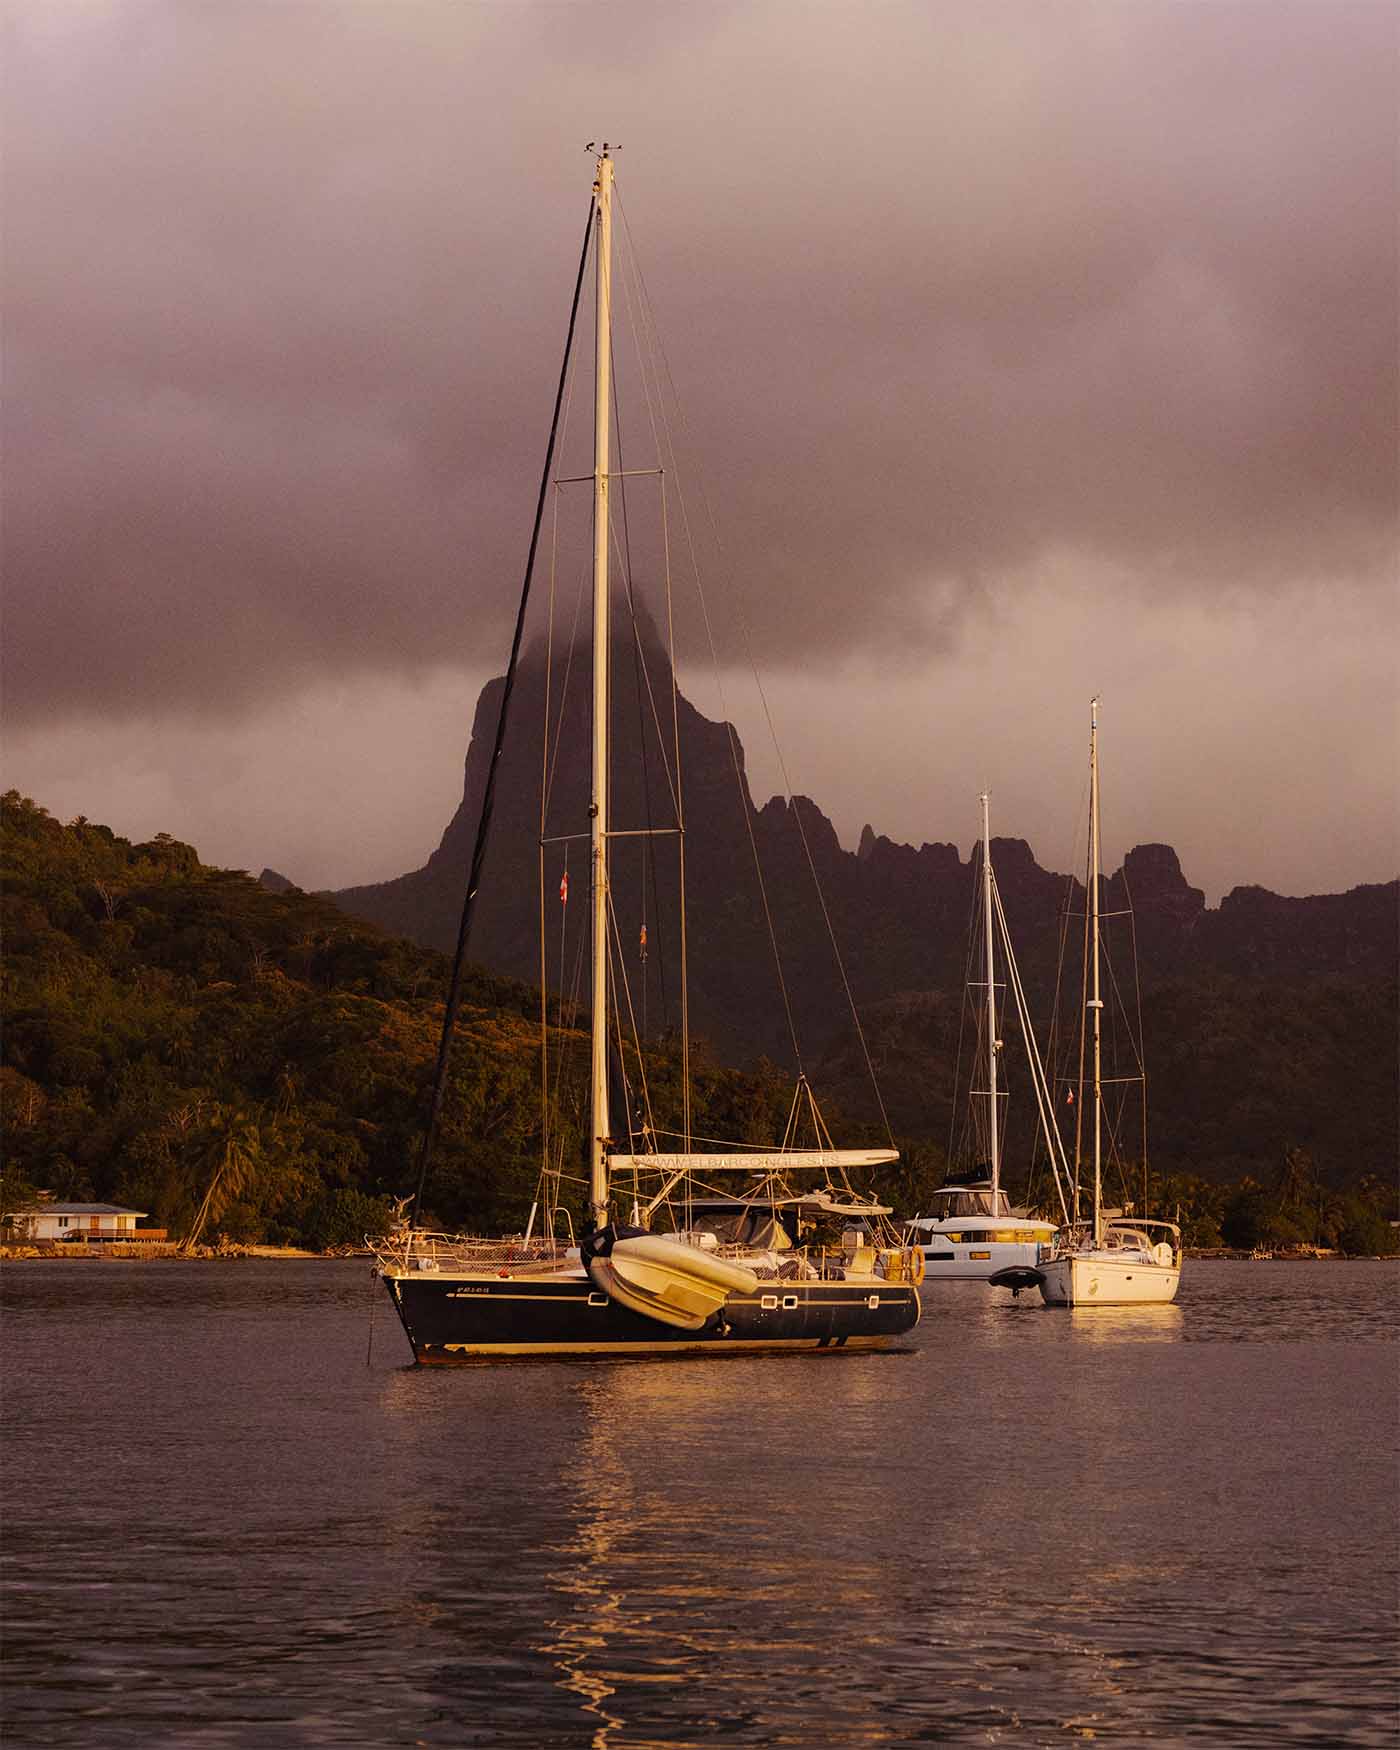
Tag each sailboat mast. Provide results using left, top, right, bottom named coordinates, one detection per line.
left=589, top=148, right=614, bottom=1229
left=980, top=793, right=1000, bottom=1204
left=1088, top=696, right=1103, bottom=1247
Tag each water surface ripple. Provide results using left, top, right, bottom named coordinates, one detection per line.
left=4, top=1259, right=1396, bottom=1746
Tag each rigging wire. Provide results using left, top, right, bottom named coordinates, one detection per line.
left=615, top=190, right=896, bottom=1141
left=606, top=883, right=657, bottom=1143
left=1118, top=850, right=1151, bottom=1216
left=538, top=468, right=569, bottom=1233
left=607, top=359, right=675, bottom=1032
left=535, top=288, right=592, bottom=1234
left=613, top=196, right=692, bottom=1144
left=605, top=260, right=693, bottom=1043
left=613, top=193, right=804, bottom=1074
left=408, top=193, right=596, bottom=1226
left=546, top=909, right=590, bottom=1220
left=659, top=478, right=692, bottom=1154
left=990, top=873, right=1072, bottom=1224
left=1075, top=771, right=1093, bottom=1223
left=947, top=864, right=980, bottom=1170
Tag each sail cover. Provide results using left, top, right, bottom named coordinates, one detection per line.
left=606, top=1150, right=899, bottom=1174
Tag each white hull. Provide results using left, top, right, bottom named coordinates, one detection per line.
left=907, top=1208, right=1056, bottom=1284
left=917, top=1237, right=1048, bottom=1282
left=1037, top=1251, right=1179, bottom=1306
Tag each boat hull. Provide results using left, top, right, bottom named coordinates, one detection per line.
left=915, top=1237, right=1049, bottom=1282
left=381, top=1270, right=920, bottom=1361
left=1037, top=1252, right=1179, bottom=1307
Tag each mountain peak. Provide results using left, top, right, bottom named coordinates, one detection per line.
left=331, top=666, right=1394, bottom=1063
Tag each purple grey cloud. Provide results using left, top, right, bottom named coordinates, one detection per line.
left=3, top=3, right=1396, bottom=900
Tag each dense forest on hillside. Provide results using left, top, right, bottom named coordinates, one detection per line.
left=817, top=966, right=1398, bottom=1234
left=0, top=795, right=857, bottom=1249
left=3, top=794, right=1395, bottom=1255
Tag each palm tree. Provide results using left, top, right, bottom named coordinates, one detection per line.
left=180, top=1109, right=263, bottom=1251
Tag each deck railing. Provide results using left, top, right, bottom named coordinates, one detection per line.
left=55, top=1229, right=170, bottom=1244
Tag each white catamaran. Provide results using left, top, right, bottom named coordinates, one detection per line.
left=1031, top=700, right=1182, bottom=1307
left=903, top=794, right=1064, bottom=1281
left=372, top=148, right=922, bottom=1359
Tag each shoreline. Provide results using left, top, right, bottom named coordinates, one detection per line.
left=0, top=1243, right=353, bottom=1262
left=3, top=1245, right=1393, bottom=1265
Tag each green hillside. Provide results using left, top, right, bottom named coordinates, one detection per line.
left=0, top=795, right=818, bottom=1249
left=3, top=793, right=1394, bottom=1256
left=814, top=975, right=1398, bottom=1251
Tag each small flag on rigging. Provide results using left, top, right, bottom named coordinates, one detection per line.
left=1065, top=1087, right=1075, bottom=1106
left=639, top=922, right=648, bottom=961
left=560, top=871, right=569, bottom=905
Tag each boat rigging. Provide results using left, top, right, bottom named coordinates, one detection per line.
left=372, top=148, right=923, bottom=1358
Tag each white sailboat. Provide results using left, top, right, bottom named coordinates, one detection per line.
left=372, top=148, right=922, bottom=1359
left=903, top=794, right=1065, bottom=1281
left=1033, top=699, right=1181, bottom=1307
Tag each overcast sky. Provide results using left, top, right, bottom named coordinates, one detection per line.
left=6, top=1, right=1397, bottom=903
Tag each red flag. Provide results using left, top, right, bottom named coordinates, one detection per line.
left=559, top=871, right=569, bottom=905
left=1065, top=1088, right=1075, bottom=1106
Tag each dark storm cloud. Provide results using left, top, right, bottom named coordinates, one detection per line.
left=4, top=1, right=1396, bottom=727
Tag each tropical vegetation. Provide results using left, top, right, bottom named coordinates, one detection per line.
left=3, top=793, right=1395, bottom=1255
left=2, top=795, right=819, bottom=1248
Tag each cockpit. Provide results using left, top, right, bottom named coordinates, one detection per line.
left=675, top=1197, right=798, bottom=1249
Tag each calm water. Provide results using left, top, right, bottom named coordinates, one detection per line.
left=3, top=1259, right=1396, bottom=1748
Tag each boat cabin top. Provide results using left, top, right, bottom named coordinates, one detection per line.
left=929, top=1185, right=1012, bottom=1218
left=1102, top=1216, right=1181, bottom=1253
left=665, top=1196, right=800, bottom=1251
left=658, top=1185, right=893, bottom=1251
left=1101, top=1226, right=1155, bottom=1252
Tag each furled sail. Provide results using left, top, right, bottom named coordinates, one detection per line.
left=606, top=1150, right=899, bottom=1174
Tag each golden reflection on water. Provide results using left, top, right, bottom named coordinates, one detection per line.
left=542, top=1375, right=631, bottom=1749
left=1064, top=1303, right=1185, bottom=1342
left=369, top=1344, right=1190, bottom=1744
left=360, top=1281, right=1385, bottom=1746
left=539, top=1361, right=905, bottom=1748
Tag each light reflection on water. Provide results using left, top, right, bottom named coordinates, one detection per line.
left=2, top=1259, right=1396, bottom=1747
left=1064, top=1303, right=1184, bottom=1342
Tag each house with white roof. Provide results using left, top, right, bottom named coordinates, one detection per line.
left=4, top=1202, right=163, bottom=1243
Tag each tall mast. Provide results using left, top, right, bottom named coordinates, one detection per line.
left=1088, top=696, right=1103, bottom=1246
left=588, top=147, right=614, bottom=1229
left=980, top=793, right=1000, bottom=1205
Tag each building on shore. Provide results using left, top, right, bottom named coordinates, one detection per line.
left=3, top=1201, right=166, bottom=1244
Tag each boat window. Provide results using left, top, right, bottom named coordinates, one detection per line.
left=935, top=1191, right=1011, bottom=1218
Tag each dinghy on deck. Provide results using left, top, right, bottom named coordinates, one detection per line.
left=585, top=1232, right=760, bottom=1330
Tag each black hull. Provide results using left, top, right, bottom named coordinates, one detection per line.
left=383, top=1272, right=920, bottom=1362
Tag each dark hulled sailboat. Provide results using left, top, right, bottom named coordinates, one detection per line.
left=372, top=148, right=921, bottom=1360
